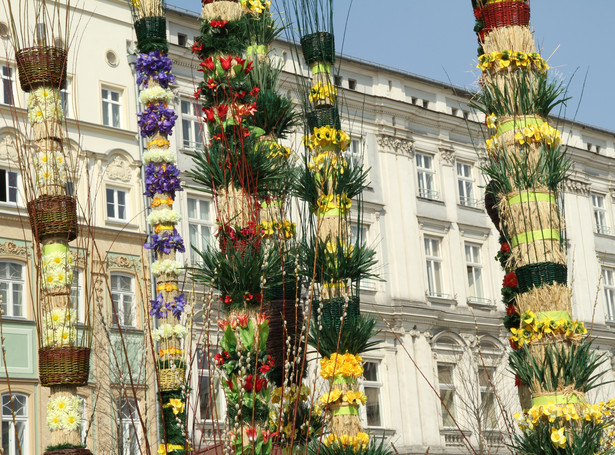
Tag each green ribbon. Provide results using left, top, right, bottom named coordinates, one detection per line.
left=536, top=311, right=572, bottom=323
left=311, top=63, right=331, bottom=75
left=246, top=45, right=267, bottom=56
left=332, top=375, right=355, bottom=385
left=497, top=117, right=544, bottom=135
left=318, top=208, right=341, bottom=217
left=531, top=393, right=581, bottom=407
left=42, top=243, right=70, bottom=255
left=508, top=191, right=556, bottom=206
left=511, top=229, right=561, bottom=248
left=331, top=405, right=359, bottom=416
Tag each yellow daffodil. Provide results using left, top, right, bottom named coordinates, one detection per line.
left=551, top=427, right=566, bottom=449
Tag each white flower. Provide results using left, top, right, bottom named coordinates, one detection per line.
left=151, top=260, right=183, bottom=276
left=62, top=410, right=81, bottom=431
left=43, top=329, right=56, bottom=346
left=143, top=148, right=177, bottom=164
left=152, top=328, right=162, bottom=342
left=46, top=409, right=63, bottom=431
left=147, top=209, right=182, bottom=226
left=139, top=86, right=175, bottom=105
left=51, top=395, right=70, bottom=413
left=174, top=324, right=188, bottom=338
left=161, top=323, right=174, bottom=338
left=27, top=87, right=64, bottom=125
left=56, top=327, right=76, bottom=345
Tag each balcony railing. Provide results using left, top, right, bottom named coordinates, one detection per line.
left=418, top=188, right=441, bottom=201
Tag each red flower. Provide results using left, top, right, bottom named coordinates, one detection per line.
left=506, top=303, right=517, bottom=316
left=260, top=363, right=271, bottom=374
left=203, top=107, right=215, bottom=123
left=249, top=87, right=260, bottom=98
left=261, top=430, right=277, bottom=444
left=503, top=272, right=518, bottom=289
left=217, top=319, right=228, bottom=331
left=226, top=379, right=234, bottom=391
left=244, top=61, right=254, bottom=74
left=515, top=374, right=523, bottom=387
left=246, top=427, right=258, bottom=442
left=222, top=294, right=233, bottom=305
left=509, top=338, right=518, bottom=351
left=267, top=355, right=274, bottom=366
left=201, top=57, right=215, bottom=72
left=214, top=353, right=225, bottom=366
left=237, top=314, right=249, bottom=328
left=255, top=377, right=267, bottom=392
left=192, top=42, right=203, bottom=55
left=500, top=243, right=511, bottom=254
left=234, top=56, right=246, bottom=67
left=219, top=56, right=233, bottom=71
left=224, top=350, right=230, bottom=358
left=244, top=374, right=254, bottom=391
left=206, top=78, right=217, bottom=89
left=193, top=88, right=202, bottom=100
left=210, top=20, right=228, bottom=28
left=473, top=7, right=482, bottom=19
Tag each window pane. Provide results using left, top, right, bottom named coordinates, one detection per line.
left=363, top=362, right=378, bottom=381
left=12, top=283, right=22, bottom=317
left=112, top=104, right=120, bottom=127
left=107, top=189, right=115, bottom=218
left=188, top=198, right=197, bottom=219
left=365, top=387, right=381, bottom=427
left=199, top=200, right=209, bottom=220
left=438, top=365, right=454, bottom=385
left=441, top=389, right=456, bottom=427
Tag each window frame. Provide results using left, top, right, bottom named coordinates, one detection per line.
left=603, top=266, right=615, bottom=321
left=106, top=186, right=128, bottom=222
left=591, top=193, right=610, bottom=235
left=0, top=261, right=25, bottom=319
left=456, top=162, right=478, bottom=208
left=478, top=366, right=498, bottom=431
left=110, top=273, right=136, bottom=328
left=0, top=168, right=20, bottom=205
left=424, top=236, right=445, bottom=298
left=180, top=99, right=204, bottom=151
left=101, top=87, right=122, bottom=128
left=196, top=346, right=224, bottom=422
left=0, top=64, right=14, bottom=106
left=187, top=196, right=215, bottom=264
left=359, top=359, right=384, bottom=428
left=416, top=153, right=439, bottom=200
left=116, top=397, right=141, bottom=455
left=436, top=363, right=457, bottom=429
left=465, top=242, right=487, bottom=304
left=71, top=268, right=86, bottom=324
left=350, top=222, right=376, bottom=291
left=1, top=392, right=28, bottom=455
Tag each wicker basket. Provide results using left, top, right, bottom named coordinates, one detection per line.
left=265, top=275, right=299, bottom=302
left=300, top=31, right=335, bottom=66
left=516, top=262, right=567, bottom=293
left=15, top=46, right=67, bottom=92
left=159, top=367, right=185, bottom=391
left=482, top=1, right=530, bottom=31
left=39, top=346, right=90, bottom=387
left=306, top=107, right=341, bottom=131
left=134, top=16, right=167, bottom=41
left=28, top=195, right=78, bottom=242
left=44, top=449, right=93, bottom=455
left=313, top=296, right=360, bottom=329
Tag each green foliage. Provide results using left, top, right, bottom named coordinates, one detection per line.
left=512, top=418, right=611, bottom=455
left=308, top=434, right=396, bottom=455
left=472, top=71, right=569, bottom=118
left=309, top=314, right=380, bottom=357
left=480, top=143, right=570, bottom=195
left=45, top=443, right=86, bottom=451
left=160, top=390, right=188, bottom=446
left=246, top=10, right=283, bottom=47
left=509, top=338, right=610, bottom=395
left=196, top=16, right=250, bottom=57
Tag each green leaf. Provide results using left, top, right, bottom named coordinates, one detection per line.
left=240, top=321, right=255, bottom=351
left=258, top=322, right=269, bottom=351
left=221, top=326, right=237, bottom=352
left=248, top=126, right=265, bottom=138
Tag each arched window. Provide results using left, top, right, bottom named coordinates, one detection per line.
left=0, top=261, right=24, bottom=318
left=1, top=392, right=28, bottom=455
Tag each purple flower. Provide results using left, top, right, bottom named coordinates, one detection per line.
left=137, top=103, right=177, bottom=137
left=149, top=292, right=166, bottom=318
left=144, top=163, right=183, bottom=198
left=166, top=293, right=186, bottom=319
left=136, top=51, right=176, bottom=89
left=144, top=229, right=185, bottom=258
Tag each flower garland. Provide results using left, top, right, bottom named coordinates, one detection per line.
left=485, top=121, right=561, bottom=151
left=320, top=353, right=364, bottom=380
left=47, top=395, right=82, bottom=431
left=34, top=151, right=68, bottom=185
left=27, top=87, right=64, bottom=124
left=319, top=390, right=367, bottom=406
left=41, top=250, right=75, bottom=290
left=152, top=323, right=188, bottom=341
left=144, top=163, right=183, bottom=198
left=145, top=230, right=186, bottom=258
left=509, top=311, right=587, bottom=348
left=149, top=292, right=187, bottom=319
left=309, top=81, right=337, bottom=104
left=259, top=220, right=296, bottom=239
left=478, top=50, right=549, bottom=73
left=138, top=103, right=178, bottom=137
left=303, top=126, right=351, bottom=152
left=147, top=208, right=182, bottom=226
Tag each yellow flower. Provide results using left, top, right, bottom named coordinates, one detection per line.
left=167, top=398, right=185, bottom=416
left=551, top=427, right=566, bottom=449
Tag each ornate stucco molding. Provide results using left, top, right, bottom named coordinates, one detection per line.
left=0, top=241, right=27, bottom=257
left=105, top=156, right=133, bottom=183
left=563, top=178, right=590, bottom=196
left=107, top=255, right=140, bottom=270
left=438, top=147, right=455, bottom=166
left=377, top=134, right=414, bottom=158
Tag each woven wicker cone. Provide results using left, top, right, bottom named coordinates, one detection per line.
left=481, top=26, right=536, bottom=54
left=34, top=119, right=63, bottom=141
left=202, top=1, right=245, bottom=21
left=159, top=367, right=185, bottom=391
left=515, top=282, right=571, bottom=315
left=218, top=186, right=257, bottom=226
left=317, top=215, right=349, bottom=244
left=498, top=193, right=565, bottom=267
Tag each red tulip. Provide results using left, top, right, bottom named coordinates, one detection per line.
left=219, top=56, right=233, bottom=71
left=201, top=57, right=215, bottom=71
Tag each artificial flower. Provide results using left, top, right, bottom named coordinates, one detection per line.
left=147, top=208, right=182, bottom=226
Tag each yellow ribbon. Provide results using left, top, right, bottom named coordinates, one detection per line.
left=154, top=224, right=174, bottom=233
left=531, top=393, right=581, bottom=407
left=159, top=347, right=183, bottom=357
left=508, top=191, right=556, bottom=206
left=511, top=229, right=561, bottom=248
left=157, top=283, right=178, bottom=293
left=148, top=139, right=170, bottom=149
left=311, top=63, right=331, bottom=75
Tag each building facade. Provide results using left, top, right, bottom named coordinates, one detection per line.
left=0, top=2, right=615, bottom=454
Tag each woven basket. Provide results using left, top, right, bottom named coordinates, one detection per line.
left=134, top=16, right=168, bottom=53
left=28, top=195, right=78, bottom=242
left=39, top=346, right=90, bottom=387
left=300, top=31, right=335, bottom=66
left=306, top=107, right=341, bottom=131
left=159, top=367, right=185, bottom=391
left=313, top=296, right=360, bottom=329
left=265, top=275, right=299, bottom=302
left=482, top=1, right=530, bottom=31
left=15, top=46, right=67, bottom=92
left=44, top=449, right=92, bottom=455
left=516, top=262, right=567, bottom=293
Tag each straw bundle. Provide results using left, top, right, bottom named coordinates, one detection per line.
left=321, top=282, right=350, bottom=300
left=159, top=367, right=186, bottom=391
left=131, top=0, right=165, bottom=19
left=481, top=26, right=536, bottom=55
left=329, top=402, right=362, bottom=438
left=202, top=1, right=245, bottom=21
left=217, top=185, right=258, bottom=227
left=482, top=68, right=541, bottom=98
left=498, top=190, right=566, bottom=267
left=515, top=283, right=571, bottom=314
left=317, top=215, right=349, bottom=244
left=33, top=119, right=63, bottom=141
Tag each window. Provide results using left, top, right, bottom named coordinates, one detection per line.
left=361, top=360, right=383, bottom=427
left=348, top=78, right=357, bottom=90
left=78, top=395, right=88, bottom=445
left=197, top=347, right=222, bottom=421
left=416, top=153, right=439, bottom=200
left=0, top=169, right=18, bottom=204
left=60, top=80, right=71, bottom=118
left=1, top=65, right=13, bottom=105
left=178, top=33, right=187, bottom=46
left=592, top=193, right=609, bottom=235
left=116, top=398, right=140, bottom=455
left=111, top=274, right=135, bottom=327
left=106, top=187, right=127, bottom=221
left=424, top=236, right=444, bottom=297
left=102, top=88, right=121, bottom=128
left=465, top=243, right=486, bottom=303
left=0, top=262, right=24, bottom=318
left=478, top=367, right=497, bottom=430
left=2, top=393, right=28, bottom=455
left=351, top=223, right=375, bottom=290
left=348, top=137, right=363, bottom=167
left=457, top=162, right=477, bottom=207
left=188, top=197, right=214, bottom=263
left=181, top=100, right=203, bottom=150
left=603, top=267, right=615, bottom=320
left=334, top=75, right=342, bottom=86
left=437, top=364, right=456, bottom=428
left=71, top=269, right=86, bottom=323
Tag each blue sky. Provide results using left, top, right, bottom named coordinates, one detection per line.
left=169, top=0, right=613, bottom=132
